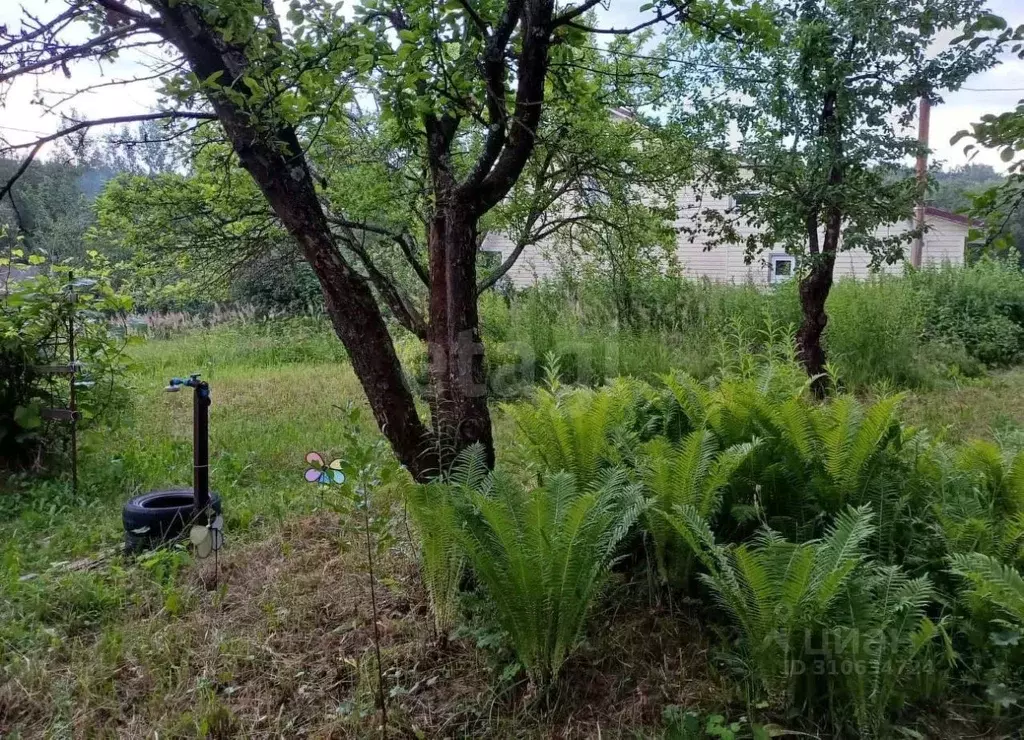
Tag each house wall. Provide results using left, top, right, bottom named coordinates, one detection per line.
left=481, top=186, right=969, bottom=289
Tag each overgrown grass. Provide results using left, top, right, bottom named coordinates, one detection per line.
left=482, top=261, right=1024, bottom=392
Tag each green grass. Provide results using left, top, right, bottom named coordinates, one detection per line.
left=1, top=322, right=367, bottom=661
left=902, top=368, right=1024, bottom=443
left=3, top=319, right=360, bottom=566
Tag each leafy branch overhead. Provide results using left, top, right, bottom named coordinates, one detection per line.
left=952, top=15, right=1024, bottom=253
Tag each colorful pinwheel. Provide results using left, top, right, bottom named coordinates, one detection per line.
left=304, top=452, right=346, bottom=485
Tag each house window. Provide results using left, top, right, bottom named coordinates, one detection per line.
left=769, top=254, right=796, bottom=284
left=729, top=191, right=761, bottom=209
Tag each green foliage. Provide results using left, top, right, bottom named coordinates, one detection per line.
left=912, top=260, right=1024, bottom=367
left=503, top=381, right=642, bottom=489
left=830, top=565, right=939, bottom=737
left=663, top=504, right=876, bottom=697
left=0, top=253, right=132, bottom=470
left=483, top=265, right=1024, bottom=396
left=824, top=277, right=933, bottom=388
left=405, top=458, right=477, bottom=638
left=665, top=504, right=936, bottom=734
left=923, top=441, right=1024, bottom=571
left=951, top=17, right=1024, bottom=259
left=440, top=454, right=644, bottom=689
left=951, top=552, right=1024, bottom=625
left=638, top=430, right=758, bottom=584
left=675, top=0, right=998, bottom=269
left=662, top=707, right=773, bottom=740
left=652, top=354, right=908, bottom=542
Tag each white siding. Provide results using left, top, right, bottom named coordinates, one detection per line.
left=674, top=187, right=763, bottom=283
left=481, top=192, right=968, bottom=289
left=479, top=233, right=561, bottom=285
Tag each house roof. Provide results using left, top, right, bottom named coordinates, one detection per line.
left=924, top=206, right=972, bottom=226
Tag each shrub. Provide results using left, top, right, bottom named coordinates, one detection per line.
left=652, top=356, right=910, bottom=544
left=1, top=254, right=132, bottom=471
left=824, top=276, right=931, bottom=389
left=951, top=552, right=1024, bottom=627
left=949, top=552, right=1024, bottom=700
left=913, top=260, right=1024, bottom=367
left=228, top=257, right=324, bottom=314
left=405, top=456, right=478, bottom=639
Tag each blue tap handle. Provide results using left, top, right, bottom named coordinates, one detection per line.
left=165, top=373, right=203, bottom=391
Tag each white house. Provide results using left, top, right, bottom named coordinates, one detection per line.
left=480, top=187, right=970, bottom=289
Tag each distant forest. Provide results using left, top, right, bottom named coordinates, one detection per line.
left=1, top=118, right=179, bottom=264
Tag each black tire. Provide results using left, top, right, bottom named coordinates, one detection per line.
left=122, top=489, right=221, bottom=553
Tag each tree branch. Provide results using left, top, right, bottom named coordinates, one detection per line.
left=455, top=0, right=490, bottom=36
left=0, top=22, right=156, bottom=82
left=551, top=0, right=605, bottom=28
left=472, top=0, right=554, bottom=214
left=0, top=111, right=217, bottom=202
left=328, top=216, right=430, bottom=287
left=565, top=8, right=680, bottom=35
left=341, top=232, right=428, bottom=339
left=91, top=0, right=164, bottom=28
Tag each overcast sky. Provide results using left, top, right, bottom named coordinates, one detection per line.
left=1, top=0, right=1022, bottom=170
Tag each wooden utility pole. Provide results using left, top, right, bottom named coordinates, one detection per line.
left=911, top=96, right=931, bottom=268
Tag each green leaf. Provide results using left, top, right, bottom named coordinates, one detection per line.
left=14, top=404, right=42, bottom=430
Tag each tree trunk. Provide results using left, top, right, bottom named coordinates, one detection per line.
left=797, top=90, right=843, bottom=397
left=796, top=250, right=836, bottom=395
left=158, top=2, right=438, bottom=481
left=426, top=201, right=495, bottom=471
left=797, top=204, right=841, bottom=396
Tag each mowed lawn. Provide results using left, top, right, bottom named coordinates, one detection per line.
left=4, top=321, right=1024, bottom=735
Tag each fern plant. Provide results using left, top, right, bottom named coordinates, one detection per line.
left=950, top=552, right=1024, bottom=625
left=453, top=465, right=644, bottom=688
left=503, top=381, right=639, bottom=488
left=831, top=566, right=939, bottom=737
left=662, top=504, right=876, bottom=701
left=948, top=552, right=1024, bottom=711
left=929, top=442, right=1024, bottom=568
left=657, top=365, right=908, bottom=545
left=405, top=447, right=490, bottom=639
left=748, top=392, right=911, bottom=548
left=638, top=429, right=757, bottom=584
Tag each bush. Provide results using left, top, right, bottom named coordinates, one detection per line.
left=1, top=254, right=132, bottom=471
left=913, top=260, right=1024, bottom=367
left=488, top=262, right=1024, bottom=392
left=824, top=276, right=931, bottom=388
left=229, top=257, right=325, bottom=314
